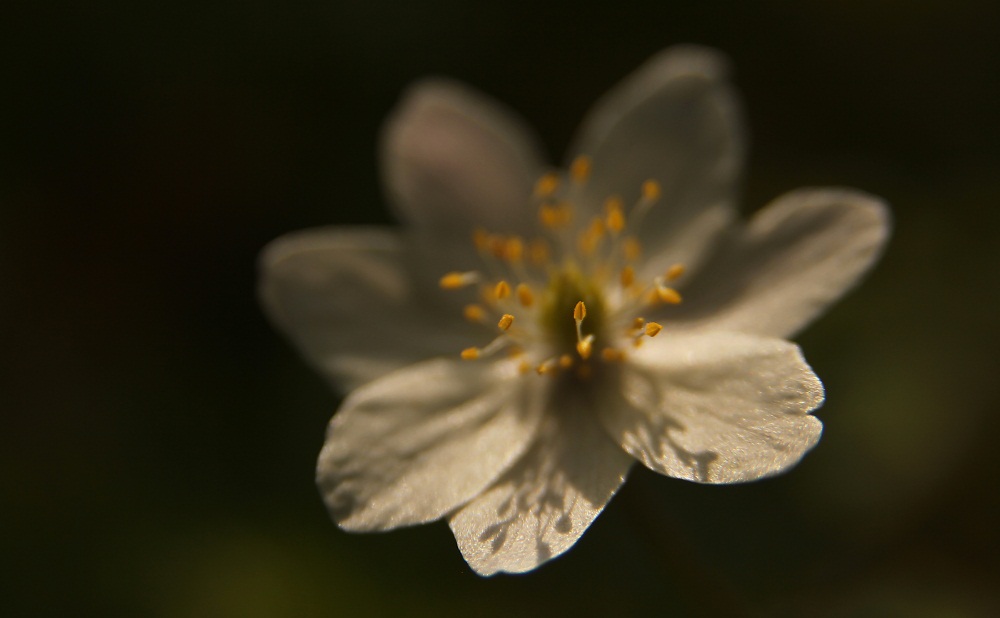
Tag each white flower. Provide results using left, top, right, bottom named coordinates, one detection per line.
left=259, top=46, right=890, bottom=576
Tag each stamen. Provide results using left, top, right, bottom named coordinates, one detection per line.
left=536, top=359, right=557, bottom=375
left=534, top=172, right=560, bottom=198
left=604, top=195, right=624, bottom=214
left=529, top=239, right=550, bottom=265
left=573, top=300, right=594, bottom=359
left=559, top=354, right=574, bottom=369
left=666, top=263, right=685, bottom=281
left=601, top=347, right=626, bottom=362
left=623, top=237, right=642, bottom=262
left=472, top=229, right=491, bottom=252
left=605, top=198, right=626, bottom=234
left=620, top=265, right=635, bottom=288
left=539, top=204, right=560, bottom=228
left=655, top=284, right=682, bottom=305
left=644, top=322, right=663, bottom=337
left=504, top=237, right=524, bottom=262
left=626, top=179, right=663, bottom=227
left=631, top=317, right=646, bottom=331
left=463, top=304, right=486, bottom=323
left=498, top=314, right=515, bottom=331
left=516, top=283, right=534, bottom=307
left=494, top=280, right=511, bottom=300
left=440, top=271, right=480, bottom=289
left=488, top=236, right=507, bottom=259
left=570, top=155, right=592, bottom=183
left=462, top=334, right=510, bottom=361
left=578, top=217, right=606, bottom=256
left=539, top=202, right=573, bottom=229
left=642, top=179, right=661, bottom=201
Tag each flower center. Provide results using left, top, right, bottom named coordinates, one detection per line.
left=540, top=270, right=606, bottom=356
left=438, top=156, right=686, bottom=378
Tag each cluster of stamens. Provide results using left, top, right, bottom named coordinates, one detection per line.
left=439, top=155, right=686, bottom=379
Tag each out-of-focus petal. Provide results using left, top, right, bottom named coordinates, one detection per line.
left=666, top=188, right=891, bottom=338
left=258, top=227, right=477, bottom=391
left=449, top=394, right=633, bottom=576
left=318, top=358, right=546, bottom=531
left=569, top=46, right=744, bottom=262
left=381, top=79, right=546, bottom=237
left=599, top=332, right=823, bottom=483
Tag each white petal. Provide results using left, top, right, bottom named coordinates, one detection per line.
left=449, top=395, right=633, bottom=576
left=601, top=332, right=824, bottom=483
left=258, top=227, right=477, bottom=391
left=667, top=188, right=891, bottom=338
left=569, top=46, right=744, bottom=258
left=381, top=79, right=546, bottom=236
left=318, top=358, right=546, bottom=531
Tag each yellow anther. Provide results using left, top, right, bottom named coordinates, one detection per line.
left=578, top=218, right=606, bottom=256
left=642, top=179, right=661, bottom=201
left=576, top=336, right=594, bottom=360
left=631, top=317, right=646, bottom=331
left=536, top=360, right=556, bottom=376
left=498, top=314, right=515, bottom=331
left=494, top=280, right=511, bottom=300
left=574, top=301, right=587, bottom=322
left=518, top=360, right=532, bottom=375
left=534, top=172, right=560, bottom=198
left=505, top=237, right=524, bottom=262
left=440, top=273, right=464, bottom=289
left=516, top=283, right=534, bottom=307
left=529, top=239, right=550, bottom=265
left=559, top=354, right=574, bottom=369
left=578, top=234, right=597, bottom=256
left=570, top=155, right=592, bottom=182
left=656, top=286, right=682, bottom=305
left=488, top=236, right=508, bottom=259
left=620, top=265, right=635, bottom=288
left=623, top=237, right=642, bottom=261
left=539, top=204, right=571, bottom=229
left=601, top=348, right=626, bottom=362
left=604, top=195, right=624, bottom=214
left=539, top=204, right=557, bottom=228
left=644, top=322, right=663, bottom=337
left=463, top=304, right=486, bottom=323
left=440, top=271, right=478, bottom=289
left=461, top=347, right=480, bottom=360
left=605, top=202, right=626, bottom=234
left=666, top=263, right=686, bottom=281
left=472, top=228, right=491, bottom=252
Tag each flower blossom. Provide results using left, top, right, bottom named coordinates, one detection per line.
left=259, top=46, right=890, bottom=576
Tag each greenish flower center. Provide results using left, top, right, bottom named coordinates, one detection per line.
left=540, top=269, right=606, bottom=355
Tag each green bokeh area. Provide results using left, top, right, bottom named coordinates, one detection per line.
left=4, top=1, right=999, bottom=616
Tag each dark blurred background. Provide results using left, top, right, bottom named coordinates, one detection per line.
left=3, top=1, right=999, bottom=616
